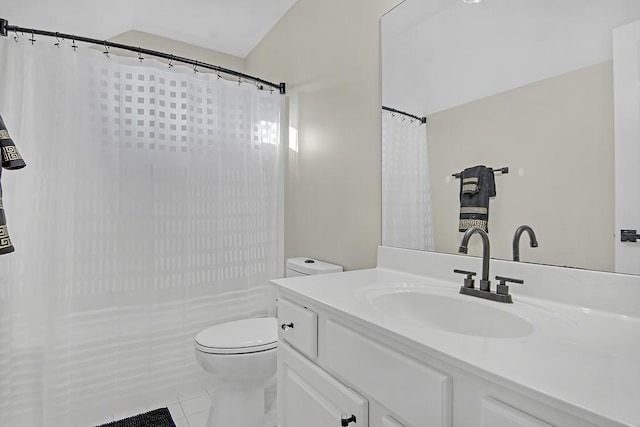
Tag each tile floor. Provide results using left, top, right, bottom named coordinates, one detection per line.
left=80, top=388, right=212, bottom=427
left=81, top=386, right=276, bottom=427
left=167, top=388, right=213, bottom=427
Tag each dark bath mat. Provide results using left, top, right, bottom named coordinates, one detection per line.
left=96, top=408, right=176, bottom=427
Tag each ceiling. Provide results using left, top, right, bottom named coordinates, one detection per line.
left=1, top=0, right=298, bottom=58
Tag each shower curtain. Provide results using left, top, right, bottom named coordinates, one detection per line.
left=0, top=39, right=285, bottom=426
left=382, top=111, right=434, bottom=250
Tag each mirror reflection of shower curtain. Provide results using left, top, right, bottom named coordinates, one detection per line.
left=382, top=112, right=434, bottom=250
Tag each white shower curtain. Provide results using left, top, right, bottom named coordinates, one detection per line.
left=0, top=39, right=285, bottom=426
left=382, top=111, right=434, bottom=250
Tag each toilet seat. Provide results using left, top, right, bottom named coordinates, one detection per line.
left=195, top=317, right=277, bottom=355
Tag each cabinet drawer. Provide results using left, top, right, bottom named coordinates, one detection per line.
left=326, top=320, right=452, bottom=427
left=278, top=298, right=318, bottom=359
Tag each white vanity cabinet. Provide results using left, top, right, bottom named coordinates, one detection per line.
left=277, top=295, right=451, bottom=427
left=272, top=247, right=640, bottom=427
left=276, top=292, right=607, bottom=427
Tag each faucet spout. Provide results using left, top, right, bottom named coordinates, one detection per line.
left=513, top=225, right=538, bottom=262
left=458, top=226, right=491, bottom=290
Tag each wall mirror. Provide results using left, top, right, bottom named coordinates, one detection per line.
left=381, top=0, right=640, bottom=275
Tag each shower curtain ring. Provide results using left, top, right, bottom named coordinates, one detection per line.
left=103, top=42, right=110, bottom=58
left=71, top=37, right=78, bottom=51
left=168, top=55, right=174, bottom=69
left=29, top=29, right=35, bottom=45
left=54, top=32, right=61, bottom=48
left=13, top=30, right=19, bottom=42
left=138, top=47, right=144, bottom=62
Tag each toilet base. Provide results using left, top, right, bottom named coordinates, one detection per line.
left=206, top=381, right=265, bottom=427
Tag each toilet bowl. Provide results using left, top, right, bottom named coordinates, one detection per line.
left=195, top=317, right=277, bottom=427
left=194, top=258, right=342, bottom=426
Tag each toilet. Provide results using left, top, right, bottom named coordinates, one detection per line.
left=194, top=258, right=342, bottom=427
left=195, top=317, right=277, bottom=427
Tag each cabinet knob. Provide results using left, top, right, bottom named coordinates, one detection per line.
left=621, top=229, right=640, bottom=242
left=280, top=322, right=294, bottom=331
left=341, top=413, right=357, bottom=426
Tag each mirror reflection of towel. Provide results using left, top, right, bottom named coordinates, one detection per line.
left=0, top=186, right=12, bottom=255
left=458, top=165, right=495, bottom=232
left=0, top=114, right=26, bottom=255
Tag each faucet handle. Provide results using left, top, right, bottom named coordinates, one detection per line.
left=495, top=275, right=524, bottom=296
left=454, top=269, right=476, bottom=288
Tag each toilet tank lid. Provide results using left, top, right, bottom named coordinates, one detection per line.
left=286, top=257, right=343, bottom=275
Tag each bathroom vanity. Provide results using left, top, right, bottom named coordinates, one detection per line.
left=270, top=247, right=640, bottom=427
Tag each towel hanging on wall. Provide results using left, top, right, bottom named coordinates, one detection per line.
left=0, top=114, right=26, bottom=254
left=458, top=165, right=495, bottom=232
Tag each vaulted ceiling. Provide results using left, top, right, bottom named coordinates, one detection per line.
left=2, top=0, right=298, bottom=57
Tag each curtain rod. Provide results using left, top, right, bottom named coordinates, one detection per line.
left=0, top=18, right=286, bottom=95
left=382, top=106, right=426, bottom=124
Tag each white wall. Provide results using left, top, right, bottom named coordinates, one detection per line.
left=246, top=0, right=401, bottom=271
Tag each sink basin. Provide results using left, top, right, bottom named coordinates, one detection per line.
left=367, top=288, right=535, bottom=338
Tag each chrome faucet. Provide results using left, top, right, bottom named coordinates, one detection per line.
left=512, top=225, right=538, bottom=262
left=458, top=226, right=491, bottom=291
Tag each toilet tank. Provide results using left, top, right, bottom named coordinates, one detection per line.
left=286, top=258, right=343, bottom=277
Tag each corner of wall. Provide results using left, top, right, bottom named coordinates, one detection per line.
left=244, top=0, right=401, bottom=271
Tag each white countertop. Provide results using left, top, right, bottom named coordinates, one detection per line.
left=272, top=250, right=640, bottom=427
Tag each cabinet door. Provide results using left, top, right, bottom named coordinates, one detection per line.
left=278, top=341, right=368, bottom=427
left=325, top=320, right=452, bottom=426
left=481, top=398, right=554, bottom=427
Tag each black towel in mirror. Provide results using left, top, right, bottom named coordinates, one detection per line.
left=0, top=115, right=26, bottom=170
left=0, top=114, right=26, bottom=254
left=459, top=165, right=495, bottom=232
left=0, top=179, right=13, bottom=255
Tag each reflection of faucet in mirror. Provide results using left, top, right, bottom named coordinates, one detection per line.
left=513, top=225, right=538, bottom=262
left=458, top=226, right=491, bottom=292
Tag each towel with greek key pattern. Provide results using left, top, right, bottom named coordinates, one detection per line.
left=458, top=165, right=495, bottom=233
left=0, top=114, right=26, bottom=254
